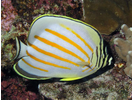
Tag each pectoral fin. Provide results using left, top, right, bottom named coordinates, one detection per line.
left=77, top=62, right=90, bottom=67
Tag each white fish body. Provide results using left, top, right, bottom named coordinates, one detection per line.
left=13, top=14, right=113, bottom=81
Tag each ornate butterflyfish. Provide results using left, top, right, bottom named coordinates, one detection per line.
left=13, top=14, right=113, bottom=81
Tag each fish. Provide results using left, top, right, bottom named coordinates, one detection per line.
left=13, top=14, right=114, bottom=81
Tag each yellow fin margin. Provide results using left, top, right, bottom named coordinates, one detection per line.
left=13, top=63, right=50, bottom=80
left=60, top=77, right=83, bottom=81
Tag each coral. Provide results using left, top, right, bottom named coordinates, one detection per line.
left=1, top=78, right=38, bottom=100
left=83, top=0, right=132, bottom=35
left=124, top=51, right=132, bottom=78
left=1, top=26, right=28, bottom=68
left=12, top=0, right=83, bottom=24
left=114, top=24, right=132, bottom=78
left=1, top=0, right=18, bottom=31
left=38, top=70, right=131, bottom=100
left=1, top=0, right=132, bottom=99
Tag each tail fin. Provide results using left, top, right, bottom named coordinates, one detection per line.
left=13, top=38, right=27, bottom=60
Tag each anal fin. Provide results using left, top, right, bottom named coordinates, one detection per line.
left=60, top=77, right=82, bottom=81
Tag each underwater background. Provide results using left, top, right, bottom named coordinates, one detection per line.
left=1, top=0, right=132, bottom=100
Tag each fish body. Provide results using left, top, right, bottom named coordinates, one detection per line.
left=13, top=14, right=113, bottom=81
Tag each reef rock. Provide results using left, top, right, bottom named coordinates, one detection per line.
left=114, top=24, right=132, bottom=78
left=38, top=70, right=131, bottom=100
left=83, top=0, right=132, bottom=35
